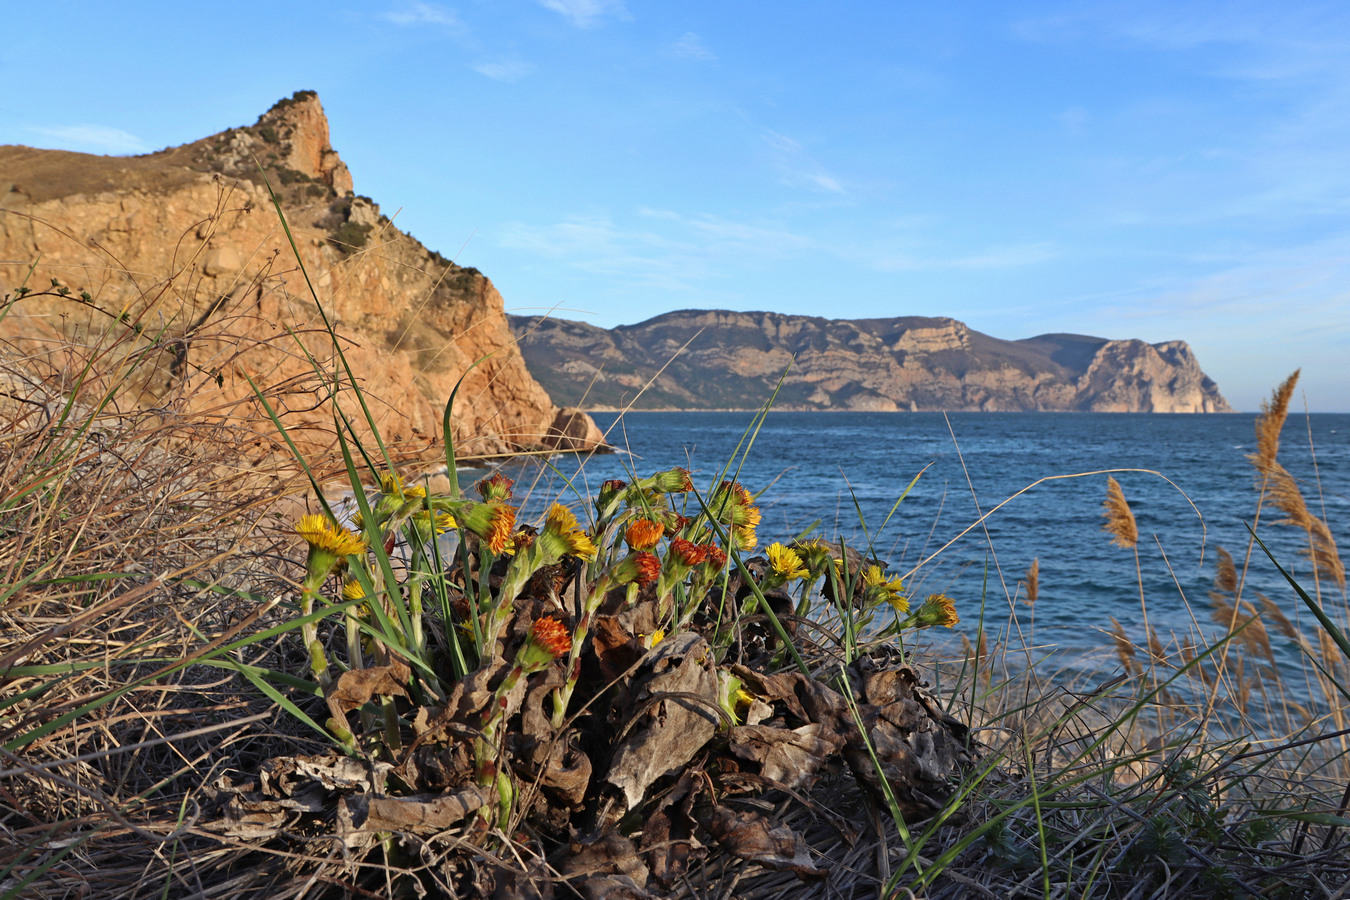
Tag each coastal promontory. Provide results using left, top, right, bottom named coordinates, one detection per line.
left=510, top=310, right=1233, bottom=413
left=0, top=91, right=605, bottom=463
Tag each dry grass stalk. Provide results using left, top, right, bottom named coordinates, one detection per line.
left=1024, top=557, right=1039, bottom=607
left=1101, top=476, right=1138, bottom=549
left=1179, top=642, right=1211, bottom=687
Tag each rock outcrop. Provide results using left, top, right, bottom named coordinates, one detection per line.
left=509, top=310, right=1233, bottom=413
left=0, top=91, right=606, bottom=467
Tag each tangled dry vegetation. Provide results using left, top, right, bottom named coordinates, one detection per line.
left=3, top=269, right=1350, bottom=900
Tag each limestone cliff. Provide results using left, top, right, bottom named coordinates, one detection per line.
left=0, top=91, right=605, bottom=466
left=510, top=310, right=1233, bottom=413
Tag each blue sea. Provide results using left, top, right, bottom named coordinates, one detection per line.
left=489, top=411, right=1350, bottom=676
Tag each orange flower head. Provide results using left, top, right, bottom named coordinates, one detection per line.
left=670, top=537, right=709, bottom=567
left=625, top=518, right=665, bottom=551
left=701, top=544, right=728, bottom=571
left=516, top=616, right=572, bottom=672
left=451, top=500, right=518, bottom=554
left=633, top=551, right=662, bottom=584
left=530, top=616, right=571, bottom=658
left=487, top=504, right=517, bottom=554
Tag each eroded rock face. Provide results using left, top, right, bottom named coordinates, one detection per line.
left=510, top=310, right=1233, bottom=413
left=0, top=91, right=605, bottom=465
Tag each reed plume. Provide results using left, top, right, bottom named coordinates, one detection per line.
left=1147, top=627, right=1169, bottom=667
left=1109, top=616, right=1137, bottom=677
left=1319, top=628, right=1344, bottom=670
left=1213, top=546, right=1237, bottom=594
left=1024, top=557, right=1039, bottom=607
left=1256, top=593, right=1301, bottom=643
left=1249, top=369, right=1299, bottom=476
left=1101, top=477, right=1138, bottom=549
left=1265, top=461, right=1345, bottom=591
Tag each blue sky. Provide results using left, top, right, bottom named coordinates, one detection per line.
left=3, top=2, right=1349, bottom=411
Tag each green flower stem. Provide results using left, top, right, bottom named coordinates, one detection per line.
left=408, top=578, right=425, bottom=655
left=550, top=577, right=613, bottom=728
left=299, top=584, right=332, bottom=689
left=483, top=555, right=541, bottom=655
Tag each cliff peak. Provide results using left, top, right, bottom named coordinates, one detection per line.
left=250, top=90, right=353, bottom=194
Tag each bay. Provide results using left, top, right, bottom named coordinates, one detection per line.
left=490, top=411, right=1350, bottom=679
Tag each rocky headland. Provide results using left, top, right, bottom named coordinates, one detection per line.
left=0, top=91, right=605, bottom=468
left=510, top=310, right=1233, bottom=413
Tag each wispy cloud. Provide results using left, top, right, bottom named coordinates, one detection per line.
left=473, top=60, right=535, bottom=82
left=27, top=125, right=148, bottom=155
left=384, top=2, right=462, bottom=28
left=671, top=31, right=715, bottom=61
left=863, top=241, right=1058, bottom=272
left=537, top=0, right=628, bottom=29
left=499, top=208, right=814, bottom=291
left=764, top=131, right=844, bottom=194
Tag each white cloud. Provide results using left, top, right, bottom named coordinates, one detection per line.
left=671, top=32, right=715, bottom=60
left=384, top=2, right=461, bottom=28
left=864, top=241, right=1058, bottom=272
left=498, top=208, right=814, bottom=290
left=538, top=0, right=628, bottom=28
left=764, top=131, right=845, bottom=194
left=27, top=125, right=148, bottom=155
left=473, top=60, right=535, bottom=82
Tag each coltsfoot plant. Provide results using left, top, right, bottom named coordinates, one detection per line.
left=226, top=462, right=970, bottom=895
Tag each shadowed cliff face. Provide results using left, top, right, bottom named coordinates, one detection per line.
left=0, top=91, right=604, bottom=463
left=510, top=310, right=1234, bottom=413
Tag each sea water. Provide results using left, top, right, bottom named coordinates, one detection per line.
left=489, top=411, right=1350, bottom=679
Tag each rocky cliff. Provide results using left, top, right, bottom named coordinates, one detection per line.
left=509, top=310, right=1233, bottom=413
left=0, top=91, right=605, bottom=468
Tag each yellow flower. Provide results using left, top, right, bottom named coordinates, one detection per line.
left=766, top=543, right=808, bottom=582
left=447, top=501, right=517, bottom=555
left=732, top=523, right=758, bottom=553
left=342, top=579, right=371, bottom=618
left=298, top=514, right=366, bottom=556
left=861, top=565, right=908, bottom=614
left=297, top=515, right=366, bottom=587
left=410, top=508, right=456, bottom=541
left=541, top=503, right=597, bottom=561
left=908, top=593, right=959, bottom=629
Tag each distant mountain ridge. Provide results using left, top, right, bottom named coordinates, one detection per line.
left=509, top=310, right=1233, bottom=413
